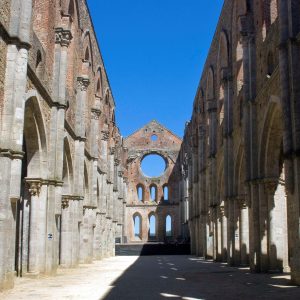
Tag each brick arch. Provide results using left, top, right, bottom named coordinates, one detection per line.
left=62, top=0, right=81, bottom=27
left=95, top=66, right=104, bottom=98
left=206, top=67, right=214, bottom=101
left=81, top=30, right=94, bottom=73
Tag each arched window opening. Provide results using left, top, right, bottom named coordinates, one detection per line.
left=267, top=51, right=275, bottom=77
left=150, top=185, right=157, bottom=202
left=262, top=0, right=278, bottom=39
left=163, top=185, right=169, bottom=201
left=166, top=215, right=172, bottom=237
left=68, top=0, right=75, bottom=17
left=36, top=50, right=42, bottom=69
left=96, top=68, right=103, bottom=97
left=137, top=185, right=144, bottom=202
left=96, top=79, right=101, bottom=95
left=134, top=214, right=142, bottom=240
left=36, top=50, right=43, bottom=77
left=84, top=47, right=90, bottom=62
left=149, top=215, right=156, bottom=238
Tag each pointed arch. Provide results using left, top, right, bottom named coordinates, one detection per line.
left=148, top=212, right=157, bottom=239
left=81, top=30, right=94, bottom=71
left=84, top=161, right=89, bottom=203
left=62, top=0, right=81, bottom=27
left=95, top=66, right=103, bottom=98
left=133, top=212, right=142, bottom=240
left=24, top=92, right=48, bottom=178
left=258, top=96, right=283, bottom=178
left=206, top=67, right=214, bottom=101
left=62, top=137, right=74, bottom=195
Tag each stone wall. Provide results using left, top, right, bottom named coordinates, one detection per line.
left=124, top=120, right=182, bottom=243
left=0, top=0, right=127, bottom=291
left=180, top=0, right=300, bottom=285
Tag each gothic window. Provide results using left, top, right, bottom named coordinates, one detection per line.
left=137, top=185, right=144, bottom=201
left=149, top=214, right=156, bottom=238
left=150, top=185, right=157, bottom=202
left=134, top=214, right=142, bottom=239
left=163, top=185, right=169, bottom=201
left=166, top=215, right=172, bottom=237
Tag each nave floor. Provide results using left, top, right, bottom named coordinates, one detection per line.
left=2, top=255, right=300, bottom=299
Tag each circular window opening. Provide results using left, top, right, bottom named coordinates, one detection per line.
left=141, top=154, right=166, bottom=177
left=151, top=134, right=158, bottom=141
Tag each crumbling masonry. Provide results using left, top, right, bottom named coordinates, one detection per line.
left=1, top=0, right=300, bottom=293
left=180, top=0, right=300, bottom=286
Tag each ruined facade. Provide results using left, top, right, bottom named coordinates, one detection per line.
left=123, top=120, right=182, bottom=243
left=181, top=0, right=300, bottom=285
left=0, top=0, right=127, bottom=291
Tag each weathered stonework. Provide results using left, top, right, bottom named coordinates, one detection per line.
left=123, top=120, right=182, bottom=243
left=0, top=0, right=127, bottom=291
left=181, top=0, right=300, bottom=286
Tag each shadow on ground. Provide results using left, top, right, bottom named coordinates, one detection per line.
left=103, top=255, right=300, bottom=300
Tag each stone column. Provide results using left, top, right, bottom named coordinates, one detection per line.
left=60, top=197, right=70, bottom=267
left=227, top=198, right=235, bottom=265
left=239, top=197, right=249, bottom=266
left=0, top=0, right=32, bottom=290
left=264, top=179, right=279, bottom=272
left=220, top=205, right=227, bottom=262
left=26, top=179, right=41, bottom=275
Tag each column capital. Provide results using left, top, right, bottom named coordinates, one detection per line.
left=114, top=158, right=121, bottom=166
left=62, top=198, right=69, bottom=209
left=220, top=67, right=232, bottom=83
left=55, top=28, right=73, bottom=47
left=101, top=130, right=110, bottom=141
left=77, top=76, right=90, bottom=91
left=25, top=178, right=42, bottom=197
left=91, top=108, right=101, bottom=120
left=219, top=205, right=225, bottom=216
left=263, top=178, right=278, bottom=194
left=110, top=147, right=116, bottom=155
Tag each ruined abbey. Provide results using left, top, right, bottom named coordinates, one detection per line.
left=1, top=0, right=300, bottom=293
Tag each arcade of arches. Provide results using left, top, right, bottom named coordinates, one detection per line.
left=1, top=0, right=300, bottom=293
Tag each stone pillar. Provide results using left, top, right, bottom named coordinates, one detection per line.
left=227, top=198, right=235, bottom=265
left=26, top=179, right=41, bottom=276
left=248, top=181, right=260, bottom=272
left=216, top=207, right=222, bottom=261
left=220, top=205, right=227, bottom=262
left=0, top=0, right=32, bottom=290
left=264, top=179, right=280, bottom=272
left=239, top=197, right=249, bottom=266
left=258, top=180, right=269, bottom=272
left=60, top=197, right=71, bottom=267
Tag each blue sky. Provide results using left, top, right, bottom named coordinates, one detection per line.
left=87, top=0, right=224, bottom=138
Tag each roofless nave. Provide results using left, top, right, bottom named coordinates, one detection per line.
left=1, top=0, right=300, bottom=295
